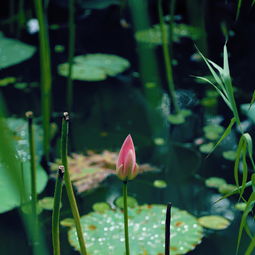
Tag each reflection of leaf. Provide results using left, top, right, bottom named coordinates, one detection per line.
left=68, top=205, right=203, bottom=255
left=51, top=151, right=157, bottom=193
left=58, top=54, right=130, bottom=81
left=0, top=32, right=36, bottom=68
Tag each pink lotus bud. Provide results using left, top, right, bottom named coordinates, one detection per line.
left=116, top=135, right=139, bottom=181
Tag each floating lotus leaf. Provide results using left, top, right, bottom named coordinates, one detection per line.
left=51, top=151, right=157, bottom=193
left=38, top=197, right=59, bottom=211
left=153, top=179, right=167, bottom=188
left=168, top=109, right=192, bottom=125
left=68, top=204, right=203, bottom=255
left=0, top=32, right=36, bottom=68
left=58, top=54, right=130, bottom=81
left=222, top=150, right=237, bottom=161
left=198, top=215, right=230, bottom=230
left=135, top=23, right=202, bottom=46
left=115, top=196, right=138, bottom=209
left=92, top=202, right=110, bottom=213
left=199, top=142, right=214, bottom=153
left=205, top=177, right=227, bottom=189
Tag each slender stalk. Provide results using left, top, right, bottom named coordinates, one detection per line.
left=169, top=0, right=176, bottom=54
left=61, top=112, right=87, bottom=255
left=165, top=203, right=172, bottom=255
left=26, top=111, right=38, bottom=249
left=123, top=181, right=130, bottom=255
left=52, top=166, right=65, bottom=255
left=67, top=0, right=75, bottom=112
left=33, top=0, right=52, bottom=160
left=158, top=0, right=180, bottom=113
left=26, top=112, right=37, bottom=221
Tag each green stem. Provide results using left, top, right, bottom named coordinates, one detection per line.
left=123, top=181, right=130, bottom=255
left=33, top=0, right=52, bottom=160
left=169, top=0, right=176, bottom=54
left=26, top=111, right=38, bottom=248
left=26, top=112, right=37, bottom=219
left=158, top=0, right=179, bottom=113
left=52, top=166, right=64, bottom=255
left=61, top=112, right=87, bottom=255
left=67, top=0, right=75, bottom=112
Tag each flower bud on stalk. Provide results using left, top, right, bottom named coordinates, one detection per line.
left=116, top=135, right=139, bottom=181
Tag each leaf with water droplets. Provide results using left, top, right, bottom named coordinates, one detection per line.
left=68, top=204, right=203, bottom=255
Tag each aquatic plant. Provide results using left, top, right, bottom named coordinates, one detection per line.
left=116, top=134, right=139, bottom=255
left=61, top=112, right=88, bottom=255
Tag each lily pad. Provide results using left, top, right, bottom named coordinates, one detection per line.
left=153, top=179, right=167, bottom=188
left=198, top=215, right=230, bottom=230
left=58, top=54, right=130, bottom=81
left=205, top=177, right=227, bottom=189
left=92, top=202, right=110, bottom=213
left=168, top=109, right=192, bottom=125
left=222, top=150, right=237, bottom=161
left=135, top=23, right=202, bottom=46
left=51, top=151, right=157, bottom=193
left=68, top=204, right=203, bottom=255
left=218, top=184, right=237, bottom=194
left=0, top=32, right=36, bottom=69
left=38, top=197, right=58, bottom=211
left=115, top=196, right=138, bottom=209
left=199, top=142, right=214, bottom=153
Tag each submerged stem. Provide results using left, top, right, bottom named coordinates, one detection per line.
left=52, top=166, right=65, bottom=255
left=61, top=112, right=87, bottom=255
left=165, top=202, right=172, bottom=255
left=123, top=181, right=130, bottom=255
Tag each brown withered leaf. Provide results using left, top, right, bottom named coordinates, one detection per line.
left=51, top=150, right=157, bottom=193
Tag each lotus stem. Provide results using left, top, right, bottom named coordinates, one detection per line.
left=26, top=112, right=37, bottom=221
left=158, top=0, right=180, bottom=113
left=67, top=0, right=75, bottom=112
left=165, top=202, right=172, bottom=255
left=52, top=165, right=65, bottom=255
left=33, top=0, right=52, bottom=160
left=61, top=112, right=87, bottom=255
left=123, top=181, right=130, bottom=255
left=26, top=111, right=39, bottom=249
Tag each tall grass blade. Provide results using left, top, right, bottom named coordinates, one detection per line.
left=236, top=192, right=255, bottom=254
left=234, top=137, right=245, bottom=189
left=206, top=117, right=236, bottom=157
left=249, top=90, right=255, bottom=109
left=236, top=0, right=243, bottom=20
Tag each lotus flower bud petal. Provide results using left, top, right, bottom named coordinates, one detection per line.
left=128, top=163, right=139, bottom=180
left=116, top=135, right=138, bottom=181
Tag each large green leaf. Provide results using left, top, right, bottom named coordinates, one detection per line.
left=0, top=118, right=47, bottom=213
left=0, top=32, right=36, bottom=69
left=68, top=204, right=203, bottom=255
left=7, top=118, right=43, bottom=162
left=58, top=54, right=130, bottom=81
